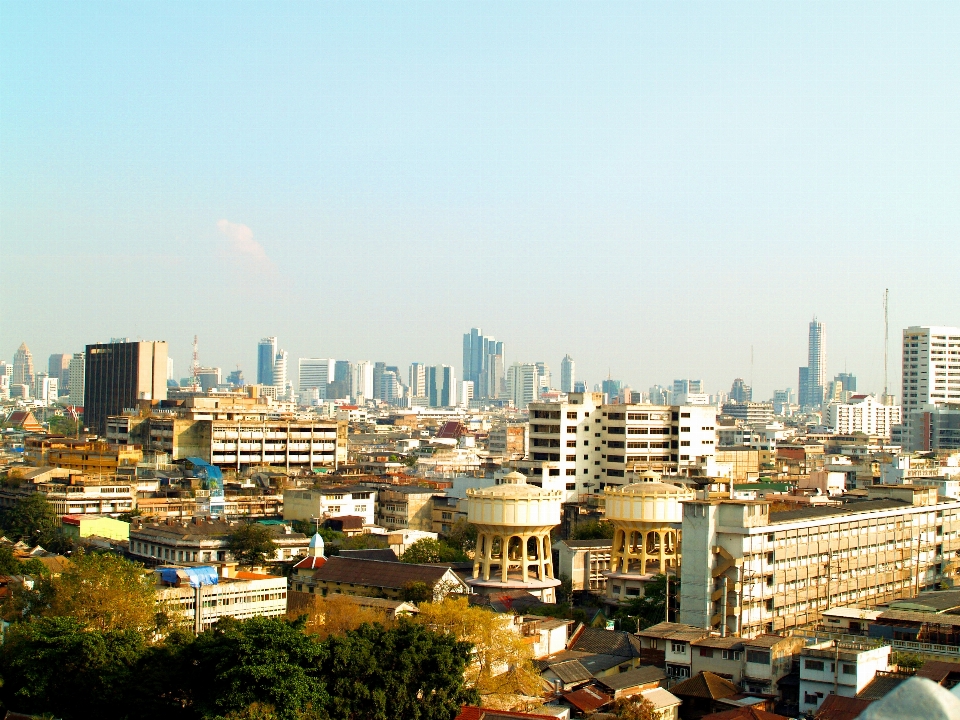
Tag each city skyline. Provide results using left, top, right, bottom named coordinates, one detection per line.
left=6, top=3, right=960, bottom=396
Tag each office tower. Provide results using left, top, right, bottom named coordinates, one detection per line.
left=380, top=370, right=401, bottom=405
left=729, top=378, right=752, bottom=403
left=299, top=358, right=335, bottom=399
left=573, top=381, right=587, bottom=393
left=560, top=355, right=575, bottom=393
left=324, top=360, right=352, bottom=399
left=351, top=361, right=374, bottom=401
left=84, top=340, right=168, bottom=436
left=461, top=380, right=474, bottom=407
left=48, top=354, right=70, bottom=386
left=226, top=368, right=244, bottom=387
left=409, top=363, right=428, bottom=399
left=601, top=378, right=622, bottom=401
left=167, top=357, right=175, bottom=381
left=67, top=353, right=85, bottom=405
left=426, top=364, right=457, bottom=407
left=463, top=328, right=505, bottom=399
left=32, top=373, right=57, bottom=406
left=12, top=343, right=34, bottom=387
left=836, top=373, right=856, bottom=393
left=373, top=362, right=386, bottom=401
left=535, top=362, right=551, bottom=392
left=196, top=367, right=222, bottom=392
left=257, top=337, right=277, bottom=386
left=902, top=326, right=960, bottom=435
left=273, top=350, right=288, bottom=390
left=799, top=318, right=826, bottom=408
left=506, top=363, right=539, bottom=409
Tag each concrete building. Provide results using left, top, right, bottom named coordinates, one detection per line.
left=720, top=402, right=774, bottom=424
left=0, top=475, right=138, bottom=517
left=506, top=362, right=540, bottom=409
left=902, top=327, right=960, bottom=431
left=467, top=471, right=563, bottom=603
left=33, top=374, right=58, bottom=406
left=12, top=342, right=34, bottom=387
left=680, top=485, right=960, bottom=638
left=282, top=486, right=376, bottom=526
left=129, top=518, right=309, bottom=565
left=906, top=403, right=960, bottom=452
left=825, top=395, right=901, bottom=437
left=376, top=486, right=439, bottom=531
left=409, top=362, right=428, bottom=400
left=427, top=365, right=458, bottom=408
left=799, top=640, right=891, bottom=714
left=488, top=421, right=528, bottom=460
left=60, top=514, right=131, bottom=541
left=84, top=340, right=168, bottom=437
left=67, top=352, right=85, bottom=405
left=257, top=337, right=277, bottom=386
left=48, top=353, right=71, bottom=386
left=554, top=538, right=612, bottom=593
left=560, top=354, right=575, bottom=394
left=799, top=317, right=826, bottom=409
left=604, top=472, right=693, bottom=604
left=305, top=556, right=468, bottom=602
left=298, top=358, right=334, bottom=401
left=25, top=437, right=142, bottom=475
left=463, top=328, right=505, bottom=400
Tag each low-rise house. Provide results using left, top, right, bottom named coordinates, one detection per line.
left=669, top=671, right=740, bottom=719
left=282, top=486, right=377, bottom=525
left=636, top=622, right=711, bottom=680
left=304, top=556, right=468, bottom=602
left=738, top=634, right=805, bottom=696
left=375, top=485, right=439, bottom=531
left=516, top=615, right=572, bottom=659
left=130, top=517, right=310, bottom=565
left=596, top=665, right=667, bottom=700
left=700, top=708, right=789, bottom=720
left=690, top=636, right=745, bottom=683
left=561, top=685, right=612, bottom=716
left=639, top=686, right=683, bottom=720
left=812, top=694, right=873, bottom=720
left=798, top=640, right=891, bottom=715
left=568, top=627, right=646, bottom=670
left=60, top=514, right=130, bottom=541
left=820, top=607, right=882, bottom=635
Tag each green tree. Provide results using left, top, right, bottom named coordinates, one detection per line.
left=614, top=573, right=677, bottom=631
left=571, top=520, right=615, bottom=540
left=612, top=695, right=658, bottom=720
left=400, top=538, right=467, bottom=564
left=2, top=493, right=60, bottom=546
left=0, top=616, right=146, bottom=720
left=400, top=580, right=434, bottom=604
left=445, top=519, right=477, bottom=553
left=892, top=651, right=923, bottom=670
left=173, top=616, right=329, bottom=720
left=48, top=415, right=79, bottom=437
left=228, top=522, right=277, bottom=566
left=25, top=549, right=157, bottom=633
left=321, top=619, right=478, bottom=720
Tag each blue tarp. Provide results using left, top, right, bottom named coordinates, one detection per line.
left=185, top=457, right=224, bottom=497
left=158, top=565, right=219, bottom=588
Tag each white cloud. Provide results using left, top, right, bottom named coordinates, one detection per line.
left=216, top=219, right=276, bottom=273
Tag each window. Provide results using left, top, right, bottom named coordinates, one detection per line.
left=567, top=455, right=576, bottom=461
left=722, top=650, right=741, bottom=661
left=805, top=659, right=825, bottom=671
left=566, top=468, right=576, bottom=476
left=671, top=642, right=687, bottom=653
left=567, top=412, right=578, bottom=419
left=625, top=587, right=640, bottom=596
left=699, top=648, right=714, bottom=657
left=612, top=584, right=621, bottom=594
left=567, top=440, right=577, bottom=447
left=842, top=663, right=856, bottom=675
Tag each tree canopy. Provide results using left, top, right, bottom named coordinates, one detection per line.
left=613, top=573, right=677, bottom=631
left=571, top=520, right=615, bottom=540
left=400, top=537, right=467, bottom=564
left=228, top=522, right=277, bottom=566
left=2, top=493, right=60, bottom=546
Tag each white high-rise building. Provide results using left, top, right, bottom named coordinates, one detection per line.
left=67, top=353, right=85, bottom=405
left=167, top=357, right=175, bottom=381
left=273, top=350, right=288, bottom=390
left=33, top=374, right=58, bottom=406
left=409, top=363, right=428, bottom=399
left=298, top=358, right=334, bottom=400
left=535, top=362, right=551, bottom=392
left=824, top=395, right=901, bottom=438
left=560, top=355, right=575, bottom=393
left=461, top=380, right=474, bottom=407
left=351, top=361, right=375, bottom=402
left=902, top=327, right=960, bottom=427
left=506, top=363, right=540, bottom=409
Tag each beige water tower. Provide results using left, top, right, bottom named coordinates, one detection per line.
left=466, top=471, right=563, bottom=603
left=604, top=470, right=694, bottom=602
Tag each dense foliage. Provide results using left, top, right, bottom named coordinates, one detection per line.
left=570, top=520, right=615, bottom=540
left=228, top=522, right=278, bottom=566
left=399, top=537, right=467, bottom=564
left=1, top=493, right=62, bottom=547
left=0, top=616, right=479, bottom=720
left=612, top=573, right=677, bottom=631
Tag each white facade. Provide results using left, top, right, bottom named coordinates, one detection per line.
left=156, top=570, right=288, bottom=630
left=902, top=326, right=960, bottom=425
left=351, top=361, right=375, bottom=402
left=33, top=375, right=58, bottom=406
left=298, top=358, right=334, bottom=398
left=273, top=349, right=288, bottom=390
left=506, top=362, right=540, bottom=409
left=409, top=362, right=428, bottom=399
left=282, top=487, right=376, bottom=525
left=799, top=641, right=890, bottom=713
left=825, top=395, right=901, bottom=437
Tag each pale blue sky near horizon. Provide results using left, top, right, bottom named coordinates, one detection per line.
left=3, top=1, right=960, bottom=397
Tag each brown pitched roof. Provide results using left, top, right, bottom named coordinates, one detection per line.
left=703, top=708, right=790, bottom=720
left=312, top=556, right=457, bottom=590
left=561, top=685, right=613, bottom=713
left=916, top=660, right=960, bottom=687
left=670, top=671, right=740, bottom=700
left=596, top=665, right=666, bottom=691
left=813, top=694, right=873, bottom=720
left=569, top=627, right=644, bottom=658
left=637, top=621, right=710, bottom=642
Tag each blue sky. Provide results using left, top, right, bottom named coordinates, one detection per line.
left=3, top=1, right=960, bottom=396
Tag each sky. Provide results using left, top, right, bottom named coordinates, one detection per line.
left=3, top=1, right=960, bottom=398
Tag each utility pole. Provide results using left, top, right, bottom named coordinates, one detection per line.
left=883, top=289, right=890, bottom=402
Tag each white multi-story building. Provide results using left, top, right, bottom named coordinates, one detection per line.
left=33, top=374, right=58, bottom=406
left=298, top=358, right=334, bottom=400
left=351, top=361, right=375, bottom=402
left=799, top=641, right=890, bottom=714
left=901, top=326, right=960, bottom=428
left=506, top=363, right=540, bottom=409
left=67, top=352, right=85, bottom=405
left=825, top=395, right=901, bottom=437
left=517, top=395, right=717, bottom=500
left=409, top=362, right=428, bottom=400
left=282, top=486, right=377, bottom=525
left=273, top=350, right=288, bottom=391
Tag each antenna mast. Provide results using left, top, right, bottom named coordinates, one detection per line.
left=883, top=289, right=889, bottom=402
left=192, top=335, right=200, bottom=390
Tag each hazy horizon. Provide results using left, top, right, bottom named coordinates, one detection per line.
left=4, top=2, right=960, bottom=398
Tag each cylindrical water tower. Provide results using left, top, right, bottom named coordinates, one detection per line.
left=466, top=471, right=563, bottom=603
left=603, top=470, right=694, bottom=603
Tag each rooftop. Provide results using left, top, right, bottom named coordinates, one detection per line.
left=670, top=671, right=740, bottom=700
left=596, top=665, right=666, bottom=691
left=637, top=621, right=710, bottom=642
left=311, top=556, right=457, bottom=590
left=769, top=498, right=912, bottom=524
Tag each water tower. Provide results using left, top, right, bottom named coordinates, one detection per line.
left=466, top=471, right=563, bottom=603
left=604, top=470, right=694, bottom=603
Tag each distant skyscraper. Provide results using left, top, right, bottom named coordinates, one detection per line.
left=506, top=363, right=539, bottom=409
left=801, top=318, right=826, bottom=408
left=373, top=362, right=386, bottom=401
left=12, top=343, right=34, bottom=387
left=273, top=350, right=288, bottom=390
left=463, top=328, right=504, bottom=399
left=535, top=362, right=551, bottom=391
left=257, top=337, right=277, bottom=386
left=351, top=361, right=375, bottom=401
left=798, top=366, right=811, bottom=409
left=67, top=353, right=85, bottom=405
left=84, top=340, right=168, bottom=436
left=409, top=362, right=428, bottom=399
left=729, top=378, right=752, bottom=403
left=573, top=380, right=587, bottom=393
left=226, top=368, right=244, bottom=387
left=299, top=358, right=334, bottom=399
left=836, top=373, right=857, bottom=393
left=196, top=367, right=222, bottom=392
left=380, top=370, right=402, bottom=405
left=48, top=354, right=70, bottom=386
left=560, top=355, right=575, bottom=393
left=601, top=378, right=622, bottom=401
left=427, top=365, right=457, bottom=407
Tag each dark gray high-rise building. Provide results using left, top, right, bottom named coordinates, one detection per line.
left=729, top=378, right=752, bottom=403
left=84, top=340, right=168, bottom=436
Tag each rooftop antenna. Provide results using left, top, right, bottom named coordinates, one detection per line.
left=192, top=335, right=201, bottom=390
left=883, top=289, right=889, bottom=402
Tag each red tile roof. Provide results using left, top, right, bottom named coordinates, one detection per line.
left=814, top=694, right=873, bottom=720
left=455, top=707, right=558, bottom=720
left=703, top=708, right=790, bottom=720
left=294, top=556, right=327, bottom=571
left=562, top=685, right=613, bottom=713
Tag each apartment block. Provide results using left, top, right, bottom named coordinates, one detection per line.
left=84, top=340, right=168, bottom=436
left=799, top=641, right=891, bottom=714
left=282, top=486, right=376, bottom=526
left=825, top=395, right=901, bottom=438
left=680, top=486, right=960, bottom=638
left=375, top=486, right=439, bottom=531
left=902, top=326, right=960, bottom=432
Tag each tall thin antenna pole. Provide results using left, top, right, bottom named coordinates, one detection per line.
left=192, top=335, right=200, bottom=390
left=883, top=289, right=889, bottom=401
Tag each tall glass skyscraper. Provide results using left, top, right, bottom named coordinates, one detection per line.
left=799, top=318, right=826, bottom=408
left=257, top=337, right=277, bottom=386
left=560, top=354, right=575, bottom=393
left=462, top=328, right=504, bottom=399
